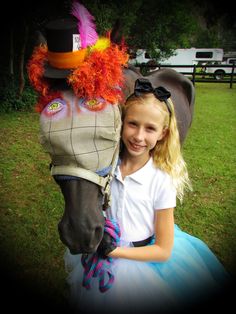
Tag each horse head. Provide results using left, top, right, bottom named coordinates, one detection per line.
left=39, top=92, right=122, bottom=254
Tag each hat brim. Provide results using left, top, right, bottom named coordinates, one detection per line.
left=44, top=63, right=72, bottom=79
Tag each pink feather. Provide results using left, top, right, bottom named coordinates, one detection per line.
left=71, top=1, right=98, bottom=49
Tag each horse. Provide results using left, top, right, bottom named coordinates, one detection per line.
left=38, top=65, right=194, bottom=255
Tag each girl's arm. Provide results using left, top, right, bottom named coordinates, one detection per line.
left=109, top=208, right=174, bottom=262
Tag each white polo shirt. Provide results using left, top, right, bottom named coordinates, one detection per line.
left=106, top=158, right=176, bottom=242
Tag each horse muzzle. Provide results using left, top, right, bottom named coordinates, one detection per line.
left=58, top=220, right=104, bottom=254
left=56, top=178, right=105, bottom=254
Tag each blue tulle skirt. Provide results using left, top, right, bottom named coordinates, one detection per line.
left=64, top=225, right=231, bottom=314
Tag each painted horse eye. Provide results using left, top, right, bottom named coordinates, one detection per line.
left=45, top=99, right=66, bottom=116
left=83, top=98, right=107, bottom=111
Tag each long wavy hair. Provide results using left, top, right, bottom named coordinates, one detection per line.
left=122, top=93, right=192, bottom=202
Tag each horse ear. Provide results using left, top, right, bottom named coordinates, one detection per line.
left=110, top=19, right=123, bottom=44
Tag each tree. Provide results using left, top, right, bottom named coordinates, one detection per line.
left=80, top=0, right=202, bottom=61
left=1, top=0, right=235, bottom=111
left=127, top=0, right=199, bottom=61
left=191, top=2, right=236, bottom=50
left=0, top=0, right=71, bottom=104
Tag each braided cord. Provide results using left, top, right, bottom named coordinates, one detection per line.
left=81, top=218, right=120, bottom=293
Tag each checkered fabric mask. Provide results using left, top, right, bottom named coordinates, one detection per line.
left=39, top=91, right=121, bottom=181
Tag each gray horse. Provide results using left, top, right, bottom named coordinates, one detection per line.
left=39, top=65, right=194, bottom=254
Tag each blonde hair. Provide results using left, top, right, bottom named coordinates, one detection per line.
left=122, top=93, right=192, bottom=202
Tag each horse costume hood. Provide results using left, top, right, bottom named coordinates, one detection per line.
left=39, top=92, right=121, bottom=183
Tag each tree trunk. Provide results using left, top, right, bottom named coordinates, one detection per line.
left=9, top=28, right=14, bottom=78
left=18, top=22, right=29, bottom=97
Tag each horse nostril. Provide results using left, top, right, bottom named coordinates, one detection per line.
left=58, top=220, right=72, bottom=247
left=83, top=226, right=103, bottom=253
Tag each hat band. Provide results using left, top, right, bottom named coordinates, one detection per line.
left=48, top=49, right=87, bottom=69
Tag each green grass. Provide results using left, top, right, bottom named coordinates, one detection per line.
left=0, top=83, right=235, bottom=304
left=0, top=112, right=67, bottom=305
left=176, top=83, right=236, bottom=276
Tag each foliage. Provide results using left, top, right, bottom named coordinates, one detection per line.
left=129, top=0, right=199, bottom=60
left=81, top=0, right=143, bottom=39
left=0, top=74, right=37, bottom=113
left=81, top=0, right=236, bottom=61
left=0, top=0, right=235, bottom=111
left=83, top=0, right=199, bottom=61
left=192, top=12, right=236, bottom=50
left=194, top=27, right=223, bottom=48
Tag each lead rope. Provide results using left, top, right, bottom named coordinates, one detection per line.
left=81, top=218, right=120, bottom=292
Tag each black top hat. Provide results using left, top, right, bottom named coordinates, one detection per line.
left=43, top=17, right=86, bottom=79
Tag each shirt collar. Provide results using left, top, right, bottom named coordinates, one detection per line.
left=115, top=157, right=153, bottom=185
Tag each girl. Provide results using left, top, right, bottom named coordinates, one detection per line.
left=65, top=78, right=230, bottom=314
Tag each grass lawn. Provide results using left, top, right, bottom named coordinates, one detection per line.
left=177, top=83, right=236, bottom=275
left=0, top=112, right=67, bottom=307
left=0, top=82, right=235, bottom=306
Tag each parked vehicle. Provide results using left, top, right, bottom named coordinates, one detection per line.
left=129, top=48, right=224, bottom=73
left=204, top=58, right=236, bottom=80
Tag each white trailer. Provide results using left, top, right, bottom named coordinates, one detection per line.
left=129, top=48, right=224, bottom=73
